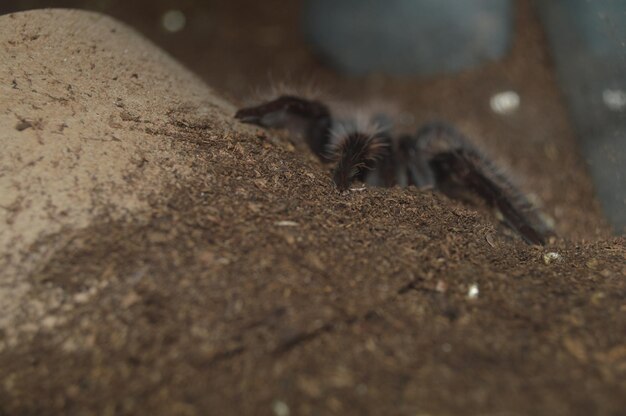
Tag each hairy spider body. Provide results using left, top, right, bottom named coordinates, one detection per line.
left=235, top=95, right=552, bottom=245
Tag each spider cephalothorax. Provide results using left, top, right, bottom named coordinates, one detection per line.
left=235, top=95, right=553, bottom=245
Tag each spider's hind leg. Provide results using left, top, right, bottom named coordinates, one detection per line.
left=235, top=95, right=333, bottom=161
left=414, top=122, right=552, bottom=245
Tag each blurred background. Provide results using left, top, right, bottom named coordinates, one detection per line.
left=1, top=0, right=624, bottom=236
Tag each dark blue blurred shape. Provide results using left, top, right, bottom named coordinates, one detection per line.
left=537, top=1, right=626, bottom=233
left=302, top=0, right=513, bottom=75
left=303, top=0, right=626, bottom=233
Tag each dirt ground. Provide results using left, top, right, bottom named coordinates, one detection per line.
left=0, top=1, right=625, bottom=416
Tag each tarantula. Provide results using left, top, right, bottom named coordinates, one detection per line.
left=235, top=95, right=552, bottom=245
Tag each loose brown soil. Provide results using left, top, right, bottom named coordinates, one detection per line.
left=0, top=2, right=624, bottom=416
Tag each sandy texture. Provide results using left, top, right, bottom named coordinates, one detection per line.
left=0, top=6, right=625, bottom=416
left=0, top=9, right=233, bottom=335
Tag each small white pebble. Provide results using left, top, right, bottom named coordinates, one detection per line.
left=73, top=292, right=90, bottom=304
left=490, top=91, right=520, bottom=114
left=349, top=185, right=367, bottom=192
left=216, top=257, right=230, bottom=265
left=602, top=88, right=626, bottom=111
left=467, top=283, right=480, bottom=299
left=162, top=10, right=186, bottom=33
left=543, top=252, right=563, bottom=265
left=272, top=400, right=290, bottom=416
left=274, top=220, right=299, bottom=227
left=41, top=316, right=58, bottom=329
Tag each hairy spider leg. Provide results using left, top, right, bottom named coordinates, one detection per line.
left=413, top=122, right=549, bottom=245
left=362, top=137, right=397, bottom=188
left=235, top=99, right=550, bottom=244
left=397, top=135, right=437, bottom=189
left=235, top=95, right=333, bottom=161
left=330, top=132, right=390, bottom=191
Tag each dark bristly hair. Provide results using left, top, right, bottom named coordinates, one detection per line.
left=331, top=132, right=387, bottom=191
left=416, top=122, right=552, bottom=245
left=235, top=95, right=333, bottom=161
left=234, top=95, right=554, bottom=245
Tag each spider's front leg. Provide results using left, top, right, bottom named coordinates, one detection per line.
left=235, top=95, right=333, bottom=161
left=330, top=132, right=389, bottom=191
left=413, top=122, right=553, bottom=245
left=235, top=95, right=389, bottom=191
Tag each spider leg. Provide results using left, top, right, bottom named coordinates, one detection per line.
left=331, top=133, right=390, bottom=191
left=398, top=135, right=437, bottom=189
left=414, top=122, right=551, bottom=245
left=235, top=95, right=333, bottom=161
